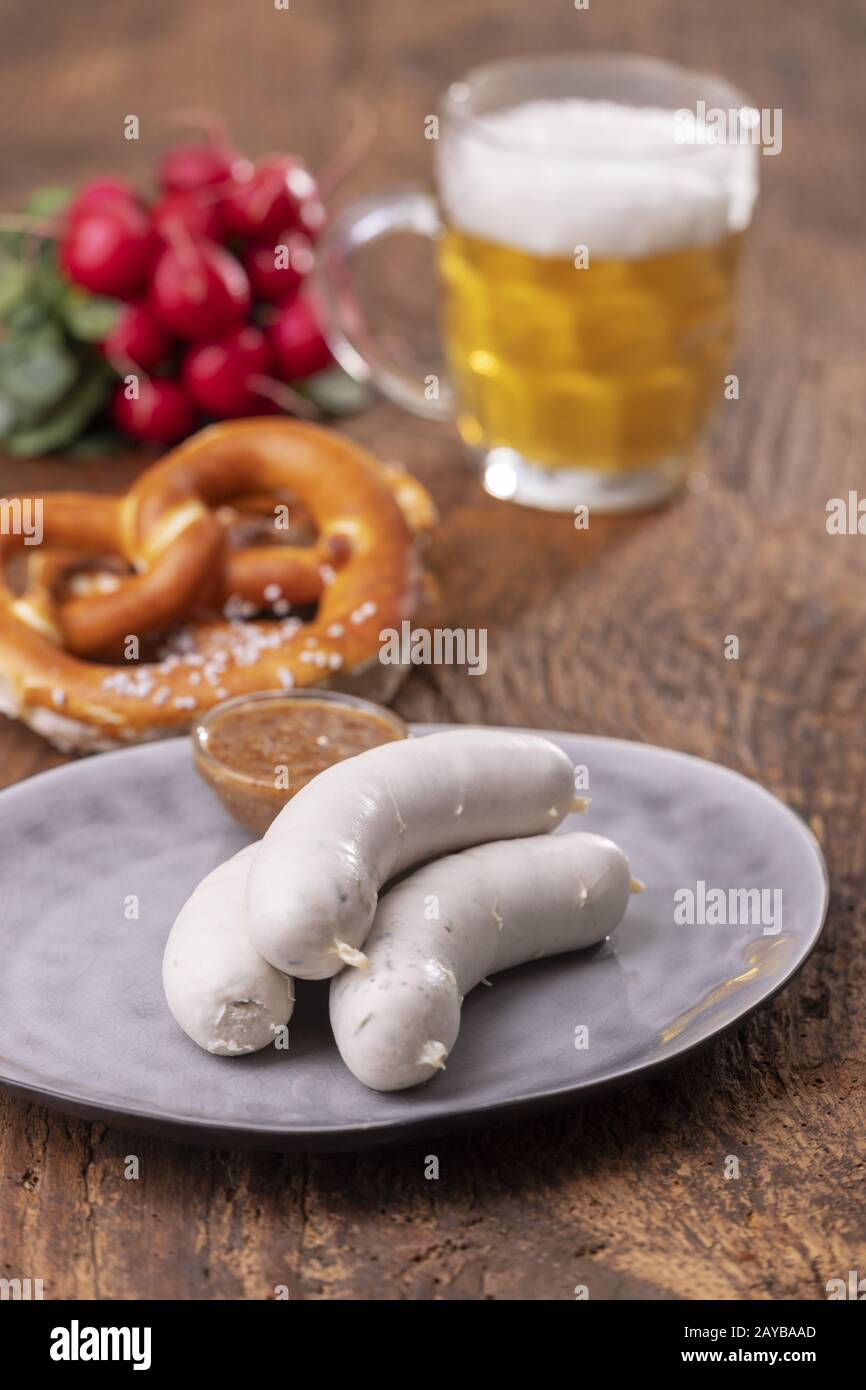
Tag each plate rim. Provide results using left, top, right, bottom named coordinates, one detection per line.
left=0, top=725, right=830, bottom=1149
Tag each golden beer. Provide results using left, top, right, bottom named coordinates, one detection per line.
left=439, top=229, right=743, bottom=477
left=315, top=55, right=759, bottom=510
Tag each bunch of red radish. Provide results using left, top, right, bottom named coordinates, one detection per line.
left=59, top=137, right=334, bottom=444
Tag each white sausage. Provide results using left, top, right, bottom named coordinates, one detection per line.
left=329, top=831, right=634, bottom=1091
left=163, top=844, right=294, bottom=1055
left=246, top=729, right=578, bottom=980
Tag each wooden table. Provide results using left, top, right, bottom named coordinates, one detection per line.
left=2, top=0, right=864, bottom=1301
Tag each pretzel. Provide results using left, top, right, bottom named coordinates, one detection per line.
left=0, top=420, right=436, bottom=752
left=16, top=459, right=434, bottom=656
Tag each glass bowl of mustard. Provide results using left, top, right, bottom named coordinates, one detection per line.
left=193, top=689, right=408, bottom=836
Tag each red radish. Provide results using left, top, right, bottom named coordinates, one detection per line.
left=60, top=202, right=155, bottom=297
left=149, top=239, right=250, bottom=341
left=67, top=177, right=141, bottom=222
left=152, top=189, right=222, bottom=244
left=271, top=156, right=326, bottom=239
left=221, top=156, right=322, bottom=239
left=101, top=300, right=171, bottom=371
left=242, top=229, right=313, bottom=302
left=182, top=324, right=273, bottom=417
left=268, top=293, right=332, bottom=381
left=157, top=141, right=244, bottom=195
left=111, top=378, right=194, bottom=443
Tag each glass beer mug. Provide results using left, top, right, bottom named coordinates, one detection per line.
left=315, top=54, right=759, bottom=512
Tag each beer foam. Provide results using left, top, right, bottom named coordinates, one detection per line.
left=438, top=99, right=758, bottom=260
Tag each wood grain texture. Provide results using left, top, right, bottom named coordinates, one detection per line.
left=1, top=0, right=865, bottom=1301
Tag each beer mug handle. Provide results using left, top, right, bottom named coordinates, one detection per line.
left=314, top=187, right=456, bottom=421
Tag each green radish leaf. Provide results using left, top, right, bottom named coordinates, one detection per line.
left=3, top=360, right=111, bottom=456
left=23, top=185, right=72, bottom=219
left=0, top=323, right=78, bottom=416
left=299, top=365, right=374, bottom=417
left=32, top=265, right=70, bottom=310
left=4, top=299, right=52, bottom=332
left=0, top=228, right=22, bottom=255
left=61, top=288, right=122, bottom=342
left=65, top=428, right=125, bottom=458
left=0, top=259, right=31, bottom=316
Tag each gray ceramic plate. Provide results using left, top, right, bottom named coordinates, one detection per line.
left=0, top=726, right=828, bottom=1151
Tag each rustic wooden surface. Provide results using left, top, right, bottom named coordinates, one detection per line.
left=2, top=0, right=865, bottom=1301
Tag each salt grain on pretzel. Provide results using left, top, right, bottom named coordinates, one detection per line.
left=0, top=419, right=435, bottom=752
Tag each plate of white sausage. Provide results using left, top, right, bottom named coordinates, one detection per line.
left=0, top=725, right=828, bottom=1149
